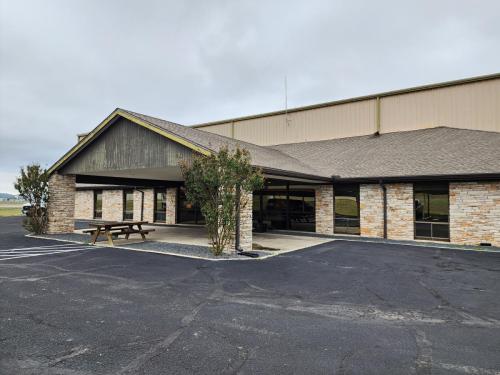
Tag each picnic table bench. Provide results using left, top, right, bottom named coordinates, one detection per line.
left=83, top=221, right=155, bottom=246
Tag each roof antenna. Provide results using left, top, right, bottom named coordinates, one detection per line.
left=285, top=76, right=291, bottom=126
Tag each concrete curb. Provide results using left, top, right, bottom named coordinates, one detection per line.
left=26, top=233, right=326, bottom=261
left=272, top=230, right=500, bottom=253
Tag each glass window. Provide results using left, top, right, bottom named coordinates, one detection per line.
left=288, top=192, right=315, bottom=232
left=334, top=184, right=360, bottom=235
left=253, top=188, right=316, bottom=232
left=93, top=190, right=102, bottom=219
left=177, top=187, right=205, bottom=224
left=414, top=183, right=449, bottom=241
left=154, top=189, right=166, bottom=222
left=123, top=189, right=134, bottom=221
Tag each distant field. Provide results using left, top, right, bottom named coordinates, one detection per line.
left=0, top=202, right=24, bottom=217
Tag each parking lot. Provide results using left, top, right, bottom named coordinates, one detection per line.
left=1, top=216, right=499, bottom=374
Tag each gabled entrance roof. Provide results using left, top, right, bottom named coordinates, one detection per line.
left=49, top=108, right=330, bottom=181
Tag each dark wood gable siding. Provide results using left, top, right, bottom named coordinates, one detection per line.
left=61, top=118, right=195, bottom=174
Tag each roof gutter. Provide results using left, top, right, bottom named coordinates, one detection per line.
left=331, top=173, right=500, bottom=183
left=261, top=167, right=332, bottom=183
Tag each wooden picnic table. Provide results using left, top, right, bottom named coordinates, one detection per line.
left=84, top=221, right=154, bottom=246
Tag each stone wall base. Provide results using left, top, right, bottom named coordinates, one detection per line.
left=450, top=182, right=500, bottom=247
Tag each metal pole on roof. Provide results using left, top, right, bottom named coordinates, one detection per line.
left=285, top=76, right=291, bottom=127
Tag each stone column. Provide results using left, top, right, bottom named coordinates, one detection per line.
left=166, top=188, right=177, bottom=224
left=47, top=173, right=76, bottom=234
left=315, top=185, right=334, bottom=235
left=238, top=191, right=253, bottom=251
left=102, top=190, right=123, bottom=222
left=133, top=190, right=143, bottom=221
left=224, top=191, right=253, bottom=254
left=360, top=184, right=384, bottom=237
left=74, top=190, right=93, bottom=220
left=386, top=183, right=414, bottom=240
left=142, top=189, right=155, bottom=223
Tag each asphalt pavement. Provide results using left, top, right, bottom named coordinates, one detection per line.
left=1, top=216, right=499, bottom=374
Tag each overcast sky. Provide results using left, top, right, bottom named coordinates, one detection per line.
left=1, top=0, right=499, bottom=193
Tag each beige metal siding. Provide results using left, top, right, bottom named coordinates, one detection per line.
left=233, top=99, right=376, bottom=146
left=197, top=123, right=233, bottom=138
left=196, top=77, right=500, bottom=145
left=380, top=79, right=500, bottom=133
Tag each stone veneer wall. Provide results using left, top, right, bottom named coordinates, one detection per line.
left=386, top=183, right=414, bottom=240
left=166, top=188, right=177, bottom=224
left=47, top=173, right=76, bottom=234
left=360, top=184, right=384, bottom=237
left=74, top=190, right=93, bottom=220
left=315, top=185, right=334, bottom=235
left=450, top=181, right=500, bottom=247
left=102, top=190, right=123, bottom=222
left=74, top=188, right=173, bottom=223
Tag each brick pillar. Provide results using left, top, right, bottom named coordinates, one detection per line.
left=166, top=188, right=177, bottom=224
left=47, top=173, right=75, bottom=234
left=315, top=185, right=334, bottom=235
left=360, top=184, right=384, bottom=237
left=386, top=183, right=414, bottom=240
left=102, top=190, right=123, bottom=222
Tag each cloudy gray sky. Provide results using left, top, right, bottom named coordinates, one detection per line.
left=1, top=0, right=499, bottom=193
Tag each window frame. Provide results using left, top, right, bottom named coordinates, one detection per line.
left=122, top=189, right=134, bottom=221
left=154, top=189, right=167, bottom=223
left=93, top=190, right=103, bottom=219
left=334, top=183, right=360, bottom=235
left=413, top=182, right=450, bottom=241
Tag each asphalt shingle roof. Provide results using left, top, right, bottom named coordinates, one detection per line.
left=122, top=109, right=327, bottom=179
left=270, top=127, right=500, bottom=179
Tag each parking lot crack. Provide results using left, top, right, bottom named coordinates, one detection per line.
left=115, top=294, right=216, bottom=375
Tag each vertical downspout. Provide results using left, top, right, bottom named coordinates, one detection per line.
left=376, top=97, right=381, bottom=134
left=285, top=182, right=290, bottom=230
left=380, top=181, right=387, bottom=239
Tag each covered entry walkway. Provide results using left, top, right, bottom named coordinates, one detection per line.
left=73, top=223, right=331, bottom=254
left=46, top=108, right=332, bottom=253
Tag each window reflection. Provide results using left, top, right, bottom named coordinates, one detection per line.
left=334, top=184, right=360, bottom=235
left=154, top=189, right=166, bottom=222
left=177, top=187, right=205, bottom=224
left=414, top=183, right=449, bottom=240
left=123, top=189, right=134, bottom=221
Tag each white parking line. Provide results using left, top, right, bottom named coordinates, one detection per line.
left=0, top=248, right=92, bottom=255
left=1, top=243, right=85, bottom=251
left=0, top=244, right=95, bottom=261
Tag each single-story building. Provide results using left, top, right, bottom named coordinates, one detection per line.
left=47, top=73, right=500, bottom=248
